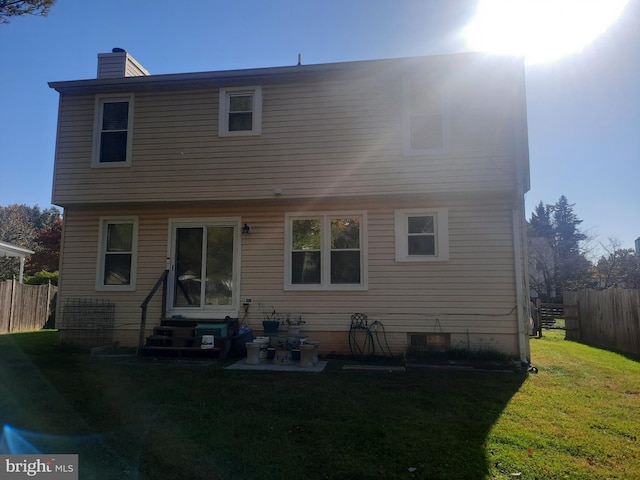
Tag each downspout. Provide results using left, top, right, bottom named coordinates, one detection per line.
left=512, top=57, right=531, bottom=366
left=513, top=205, right=530, bottom=365
left=52, top=94, right=65, bottom=333
left=54, top=209, right=66, bottom=336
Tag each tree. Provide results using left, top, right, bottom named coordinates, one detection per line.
left=0, top=204, right=61, bottom=281
left=595, top=238, right=640, bottom=289
left=552, top=195, right=590, bottom=292
left=0, top=0, right=55, bottom=24
left=527, top=196, right=591, bottom=301
left=528, top=201, right=556, bottom=299
left=529, top=201, right=554, bottom=239
left=26, top=216, right=62, bottom=274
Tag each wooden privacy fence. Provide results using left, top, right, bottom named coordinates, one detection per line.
left=531, top=300, right=580, bottom=339
left=0, top=279, right=57, bottom=334
left=565, top=288, right=640, bottom=357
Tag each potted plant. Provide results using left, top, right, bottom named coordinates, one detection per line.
left=262, top=309, right=282, bottom=335
left=284, top=314, right=305, bottom=337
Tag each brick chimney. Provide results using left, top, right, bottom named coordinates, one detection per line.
left=97, top=48, right=149, bottom=79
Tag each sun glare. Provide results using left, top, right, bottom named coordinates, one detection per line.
left=465, top=0, right=629, bottom=63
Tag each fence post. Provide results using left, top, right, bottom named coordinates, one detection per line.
left=46, top=281, right=52, bottom=328
left=535, top=298, right=542, bottom=338
left=8, top=277, right=16, bottom=333
left=575, top=301, right=582, bottom=342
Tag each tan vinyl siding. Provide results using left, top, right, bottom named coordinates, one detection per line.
left=52, top=54, right=528, bottom=358
left=57, top=194, right=521, bottom=356
left=52, top=63, right=523, bottom=206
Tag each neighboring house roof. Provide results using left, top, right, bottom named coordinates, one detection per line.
left=0, top=241, right=34, bottom=258
left=0, top=241, right=34, bottom=283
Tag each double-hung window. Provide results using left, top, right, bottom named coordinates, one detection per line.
left=93, top=94, right=134, bottom=166
left=403, top=78, right=449, bottom=155
left=395, top=208, right=449, bottom=261
left=218, top=86, right=262, bottom=136
left=286, top=213, right=366, bottom=290
left=97, top=217, right=138, bottom=290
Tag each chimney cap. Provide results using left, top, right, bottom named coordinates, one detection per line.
left=112, top=47, right=126, bottom=53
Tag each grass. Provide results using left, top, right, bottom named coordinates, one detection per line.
left=0, top=330, right=638, bottom=479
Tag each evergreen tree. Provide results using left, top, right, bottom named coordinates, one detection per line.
left=552, top=196, right=590, bottom=293
left=527, top=196, right=591, bottom=300
left=528, top=201, right=556, bottom=300
left=529, top=201, right=554, bottom=239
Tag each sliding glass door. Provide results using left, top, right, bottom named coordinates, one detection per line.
left=169, top=220, right=239, bottom=315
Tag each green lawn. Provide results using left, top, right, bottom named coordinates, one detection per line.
left=0, top=330, right=638, bottom=479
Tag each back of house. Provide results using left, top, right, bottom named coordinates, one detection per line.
left=49, top=49, right=531, bottom=362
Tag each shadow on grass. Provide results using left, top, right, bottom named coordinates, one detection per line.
left=0, top=331, right=145, bottom=479
left=0, top=331, right=527, bottom=479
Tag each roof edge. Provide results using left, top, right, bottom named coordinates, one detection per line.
left=49, top=51, right=515, bottom=94
left=0, top=241, right=35, bottom=257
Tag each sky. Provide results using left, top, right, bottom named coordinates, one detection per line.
left=0, top=0, right=638, bottom=256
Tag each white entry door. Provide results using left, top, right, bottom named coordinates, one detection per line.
left=168, top=219, right=240, bottom=317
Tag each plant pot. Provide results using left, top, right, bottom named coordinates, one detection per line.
left=291, top=349, right=301, bottom=362
left=274, top=349, right=292, bottom=364
left=262, top=321, right=280, bottom=335
left=245, top=342, right=261, bottom=365
left=299, top=344, right=316, bottom=368
left=287, top=326, right=302, bottom=337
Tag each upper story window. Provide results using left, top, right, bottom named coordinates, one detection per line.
left=93, top=94, right=134, bottom=167
left=96, top=216, right=138, bottom=291
left=395, top=208, right=449, bottom=262
left=218, top=86, right=262, bottom=136
left=403, top=79, right=449, bottom=156
left=285, top=213, right=367, bottom=290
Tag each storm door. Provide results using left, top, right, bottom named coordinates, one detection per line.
left=169, top=220, right=239, bottom=315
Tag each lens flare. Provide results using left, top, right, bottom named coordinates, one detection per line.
left=465, top=0, right=629, bottom=63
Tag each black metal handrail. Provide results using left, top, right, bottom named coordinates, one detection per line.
left=138, top=269, right=169, bottom=351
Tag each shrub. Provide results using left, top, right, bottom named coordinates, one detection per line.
left=24, top=270, right=58, bottom=286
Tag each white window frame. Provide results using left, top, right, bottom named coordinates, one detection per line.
left=402, top=78, right=450, bottom=156
left=92, top=94, right=134, bottom=167
left=218, top=86, right=262, bottom=136
left=285, top=212, right=367, bottom=291
left=96, top=216, right=139, bottom=291
left=395, top=208, right=449, bottom=262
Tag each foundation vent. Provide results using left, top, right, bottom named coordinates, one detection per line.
left=408, top=333, right=451, bottom=352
